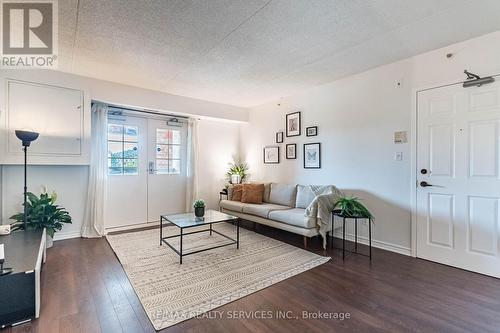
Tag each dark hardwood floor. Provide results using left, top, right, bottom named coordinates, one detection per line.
left=4, top=222, right=500, bottom=333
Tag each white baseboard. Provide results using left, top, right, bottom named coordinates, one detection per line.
left=53, top=230, right=81, bottom=241
left=332, top=231, right=412, bottom=256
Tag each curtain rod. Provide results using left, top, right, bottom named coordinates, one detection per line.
left=92, top=101, right=190, bottom=120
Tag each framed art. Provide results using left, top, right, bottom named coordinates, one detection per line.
left=286, top=111, right=301, bottom=137
left=286, top=144, right=296, bottom=159
left=306, top=126, right=317, bottom=137
left=303, top=143, right=321, bottom=168
left=263, top=146, right=280, bottom=164
left=276, top=131, right=284, bottom=143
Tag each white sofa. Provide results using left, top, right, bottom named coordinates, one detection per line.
left=219, top=183, right=325, bottom=247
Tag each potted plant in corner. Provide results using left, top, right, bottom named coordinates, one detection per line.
left=333, top=196, right=374, bottom=221
left=193, top=199, right=206, bottom=218
left=226, top=161, right=249, bottom=184
left=10, top=188, right=72, bottom=248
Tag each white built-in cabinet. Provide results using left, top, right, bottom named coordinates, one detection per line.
left=1, top=79, right=89, bottom=165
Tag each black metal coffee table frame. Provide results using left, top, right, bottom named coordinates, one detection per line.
left=160, top=214, right=240, bottom=264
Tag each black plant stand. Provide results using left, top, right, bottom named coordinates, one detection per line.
left=332, top=209, right=372, bottom=260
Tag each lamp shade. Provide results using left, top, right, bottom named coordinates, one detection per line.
left=15, top=130, right=39, bottom=147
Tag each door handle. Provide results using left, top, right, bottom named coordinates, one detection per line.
left=149, top=162, right=156, bottom=174
left=420, top=181, right=443, bottom=188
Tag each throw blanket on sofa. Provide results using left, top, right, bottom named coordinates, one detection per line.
left=304, top=185, right=343, bottom=249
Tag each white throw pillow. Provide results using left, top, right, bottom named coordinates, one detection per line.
left=295, top=185, right=316, bottom=209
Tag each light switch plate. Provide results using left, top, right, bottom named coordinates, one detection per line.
left=395, top=152, right=403, bottom=161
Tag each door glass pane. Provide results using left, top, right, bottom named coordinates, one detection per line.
left=171, top=130, right=181, bottom=144
left=108, top=141, right=123, bottom=158
left=108, top=158, right=122, bottom=174
left=124, top=125, right=138, bottom=142
left=124, top=142, right=138, bottom=158
left=169, top=145, right=181, bottom=159
left=156, top=159, right=169, bottom=174
left=170, top=159, right=181, bottom=174
left=108, top=124, right=123, bottom=141
left=156, top=144, right=168, bottom=159
left=123, top=159, right=138, bottom=174
left=155, top=128, right=182, bottom=175
left=156, top=129, right=169, bottom=144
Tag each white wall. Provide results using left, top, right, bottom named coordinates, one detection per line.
left=197, top=119, right=241, bottom=210
left=242, top=31, right=500, bottom=254
left=0, top=70, right=244, bottom=239
left=1, top=166, right=89, bottom=239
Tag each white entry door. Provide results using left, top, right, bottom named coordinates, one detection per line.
left=147, top=119, right=187, bottom=222
left=106, top=116, right=148, bottom=228
left=416, top=80, right=500, bottom=278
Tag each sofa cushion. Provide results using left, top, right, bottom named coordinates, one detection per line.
left=242, top=203, right=291, bottom=218
left=269, top=183, right=297, bottom=207
left=231, top=184, right=244, bottom=201
left=268, top=208, right=316, bottom=229
left=241, top=184, right=264, bottom=204
left=295, top=185, right=316, bottom=209
left=219, top=200, right=246, bottom=212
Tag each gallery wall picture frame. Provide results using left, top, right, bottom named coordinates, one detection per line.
left=306, top=126, right=318, bottom=137
left=263, top=146, right=280, bottom=164
left=286, top=111, right=301, bottom=137
left=286, top=143, right=296, bottom=159
left=276, top=131, right=284, bottom=143
left=303, top=142, right=321, bottom=169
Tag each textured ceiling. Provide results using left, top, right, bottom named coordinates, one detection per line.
left=57, top=0, right=500, bottom=107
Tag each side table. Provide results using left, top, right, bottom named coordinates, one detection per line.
left=332, top=209, right=372, bottom=260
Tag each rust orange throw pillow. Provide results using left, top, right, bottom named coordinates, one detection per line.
left=241, top=184, right=265, bottom=204
left=231, top=184, right=244, bottom=201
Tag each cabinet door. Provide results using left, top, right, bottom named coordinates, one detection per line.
left=7, top=80, right=83, bottom=156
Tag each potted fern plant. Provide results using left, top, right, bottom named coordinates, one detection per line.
left=10, top=189, right=72, bottom=248
left=193, top=199, right=206, bottom=218
left=333, top=196, right=374, bottom=221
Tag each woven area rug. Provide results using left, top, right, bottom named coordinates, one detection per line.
left=106, top=223, right=330, bottom=330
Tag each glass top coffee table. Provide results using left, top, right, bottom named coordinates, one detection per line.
left=159, top=209, right=240, bottom=264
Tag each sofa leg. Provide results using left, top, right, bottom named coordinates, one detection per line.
left=303, top=236, right=308, bottom=248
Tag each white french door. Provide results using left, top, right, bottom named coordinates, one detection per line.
left=147, top=119, right=187, bottom=222
left=107, top=115, right=148, bottom=228
left=106, top=114, right=187, bottom=228
left=416, top=79, right=500, bottom=278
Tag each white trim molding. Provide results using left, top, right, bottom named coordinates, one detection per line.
left=333, top=231, right=412, bottom=257
left=53, top=230, right=82, bottom=241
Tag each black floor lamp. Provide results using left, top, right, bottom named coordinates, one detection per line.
left=14, top=130, right=39, bottom=231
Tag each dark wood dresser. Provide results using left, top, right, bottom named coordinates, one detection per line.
left=0, top=229, right=46, bottom=328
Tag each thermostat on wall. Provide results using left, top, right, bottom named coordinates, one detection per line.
left=394, top=131, right=407, bottom=144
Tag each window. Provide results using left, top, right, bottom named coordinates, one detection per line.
left=156, top=128, right=181, bottom=174
left=108, top=123, right=139, bottom=175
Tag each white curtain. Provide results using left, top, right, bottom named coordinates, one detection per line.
left=185, top=118, right=199, bottom=212
left=82, top=103, right=108, bottom=237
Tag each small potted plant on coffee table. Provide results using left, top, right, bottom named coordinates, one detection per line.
left=193, top=199, right=206, bottom=218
